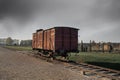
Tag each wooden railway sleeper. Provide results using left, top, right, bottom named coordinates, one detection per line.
left=65, top=64, right=120, bottom=80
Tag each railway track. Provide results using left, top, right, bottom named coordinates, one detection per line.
left=29, top=51, right=120, bottom=80
left=64, top=61, right=120, bottom=80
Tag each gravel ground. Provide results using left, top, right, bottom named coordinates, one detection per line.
left=0, top=47, right=103, bottom=80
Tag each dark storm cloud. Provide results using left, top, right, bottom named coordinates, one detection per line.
left=0, top=0, right=120, bottom=41
left=38, top=0, right=120, bottom=29
left=1, top=0, right=119, bottom=27
left=0, top=0, right=42, bottom=25
left=93, top=26, right=120, bottom=42
left=90, top=0, right=120, bottom=22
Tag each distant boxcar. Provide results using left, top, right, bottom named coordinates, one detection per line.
left=32, top=27, right=79, bottom=56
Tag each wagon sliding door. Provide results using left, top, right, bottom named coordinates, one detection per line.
left=55, top=27, right=78, bottom=52
left=43, top=29, right=55, bottom=51
left=55, top=27, right=71, bottom=51
left=37, top=31, right=44, bottom=49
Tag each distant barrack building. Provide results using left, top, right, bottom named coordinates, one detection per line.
left=79, top=40, right=120, bottom=53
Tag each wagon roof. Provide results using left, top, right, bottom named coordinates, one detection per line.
left=35, top=26, right=79, bottom=33
left=36, top=29, right=43, bottom=32
left=45, top=26, right=79, bottom=31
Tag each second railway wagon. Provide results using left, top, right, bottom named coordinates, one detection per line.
left=32, top=27, right=79, bottom=57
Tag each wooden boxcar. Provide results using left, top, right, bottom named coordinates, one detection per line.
left=32, top=27, right=79, bottom=55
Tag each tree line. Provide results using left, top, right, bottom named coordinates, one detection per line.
left=6, top=37, right=32, bottom=46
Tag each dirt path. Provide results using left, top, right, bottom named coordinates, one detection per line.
left=0, top=47, right=99, bottom=80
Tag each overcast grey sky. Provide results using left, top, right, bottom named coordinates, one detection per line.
left=0, top=0, right=120, bottom=42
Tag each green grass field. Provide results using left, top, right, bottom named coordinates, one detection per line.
left=5, top=46, right=32, bottom=51
left=69, top=52, right=120, bottom=70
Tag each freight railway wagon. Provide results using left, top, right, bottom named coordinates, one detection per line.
left=32, top=27, right=79, bottom=58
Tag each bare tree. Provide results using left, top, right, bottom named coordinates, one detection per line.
left=6, top=37, right=13, bottom=45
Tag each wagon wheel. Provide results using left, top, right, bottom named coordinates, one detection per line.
left=66, top=53, right=71, bottom=60
left=48, top=52, right=56, bottom=60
